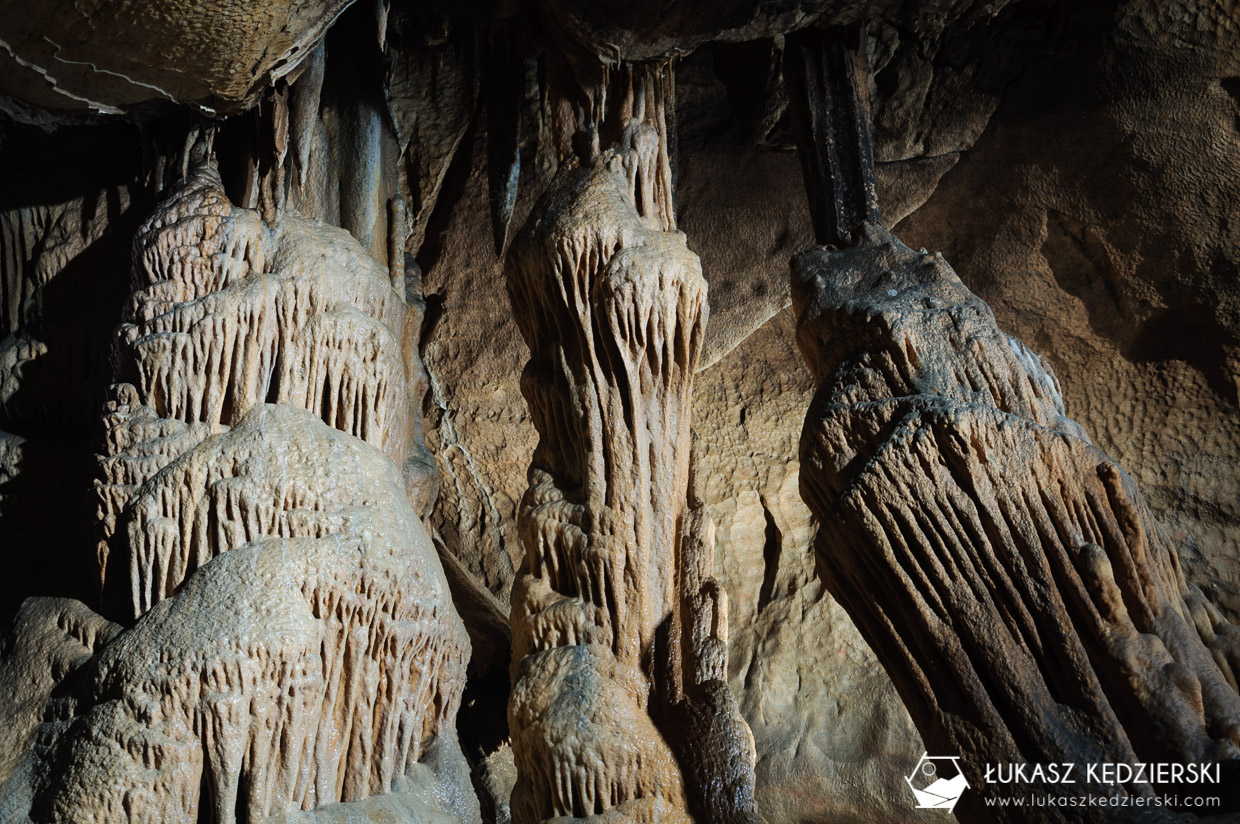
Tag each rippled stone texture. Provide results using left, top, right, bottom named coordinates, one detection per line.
left=0, top=0, right=350, bottom=121
left=504, top=61, right=757, bottom=824
left=21, top=160, right=476, bottom=824
left=794, top=223, right=1240, bottom=821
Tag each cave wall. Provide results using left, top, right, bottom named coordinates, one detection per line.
left=897, top=0, right=1240, bottom=618
left=0, top=0, right=1237, bottom=822
left=422, top=1, right=1240, bottom=820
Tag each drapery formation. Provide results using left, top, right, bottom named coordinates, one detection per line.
left=31, top=154, right=475, bottom=824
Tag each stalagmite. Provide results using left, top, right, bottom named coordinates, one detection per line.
left=793, top=223, right=1240, bottom=821
left=26, top=149, right=477, bottom=824
left=97, top=156, right=419, bottom=607
left=504, top=58, right=758, bottom=824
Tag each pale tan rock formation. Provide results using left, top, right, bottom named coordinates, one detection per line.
left=663, top=492, right=761, bottom=823
left=793, top=223, right=1240, bottom=820
left=689, top=312, right=925, bottom=824
left=0, top=598, right=121, bottom=790
left=506, top=144, right=693, bottom=824
left=42, top=431, right=471, bottom=821
left=504, top=61, right=758, bottom=824
left=95, top=158, right=423, bottom=611
left=2, top=2, right=1239, bottom=823
left=896, top=0, right=1240, bottom=622
left=417, top=127, right=925, bottom=824
left=8, top=158, right=478, bottom=824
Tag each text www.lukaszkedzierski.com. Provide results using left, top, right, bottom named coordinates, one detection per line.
left=983, top=795, right=1220, bottom=809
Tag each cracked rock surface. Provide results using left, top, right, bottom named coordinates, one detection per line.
left=0, top=0, right=351, bottom=122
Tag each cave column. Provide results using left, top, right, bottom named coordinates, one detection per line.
left=784, top=24, right=1240, bottom=822
left=503, top=56, right=758, bottom=824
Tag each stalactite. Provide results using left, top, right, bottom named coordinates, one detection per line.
left=0, top=188, right=136, bottom=428
left=0, top=132, right=150, bottom=619
left=383, top=25, right=477, bottom=259
left=484, top=28, right=525, bottom=257
left=96, top=160, right=419, bottom=606
left=793, top=223, right=1240, bottom=822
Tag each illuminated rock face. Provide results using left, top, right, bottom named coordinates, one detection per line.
left=96, top=163, right=420, bottom=615
left=794, top=223, right=1240, bottom=821
left=505, top=151, right=700, bottom=824
left=504, top=68, right=757, bottom=821
left=0, top=0, right=351, bottom=121
left=24, top=164, right=476, bottom=824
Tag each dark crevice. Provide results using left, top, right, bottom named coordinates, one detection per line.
left=320, top=373, right=332, bottom=426
left=414, top=115, right=479, bottom=278
left=420, top=290, right=446, bottom=347
left=234, top=774, right=249, bottom=824
left=1222, top=76, right=1240, bottom=106
left=1223, top=77, right=1240, bottom=132
left=265, top=363, right=281, bottom=405
left=757, top=499, right=782, bottom=612
left=196, top=768, right=213, bottom=824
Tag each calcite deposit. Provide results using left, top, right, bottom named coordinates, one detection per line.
left=0, top=152, right=476, bottom=824
left=97, top=159, right=420, bottom=611
left=504, top=60, right=757, bottom=824
left=793, top=223, right=1240, bottom=820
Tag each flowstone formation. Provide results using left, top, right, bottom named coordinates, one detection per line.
left=3, top=155, right=477, bottom=824
left=96, top=157, right=421, bottom=613
left=793, top=223, right=1240, bottom=821
left=504, top=61, right=758, bottom=824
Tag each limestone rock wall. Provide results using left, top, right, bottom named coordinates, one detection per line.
left=895, top=0, right=1240, bottom=625
left=0, top=131, right=150, bottom=622
left=0, top=0, right=351, bottom=121
left=0, top=598, right=121, bottom=798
